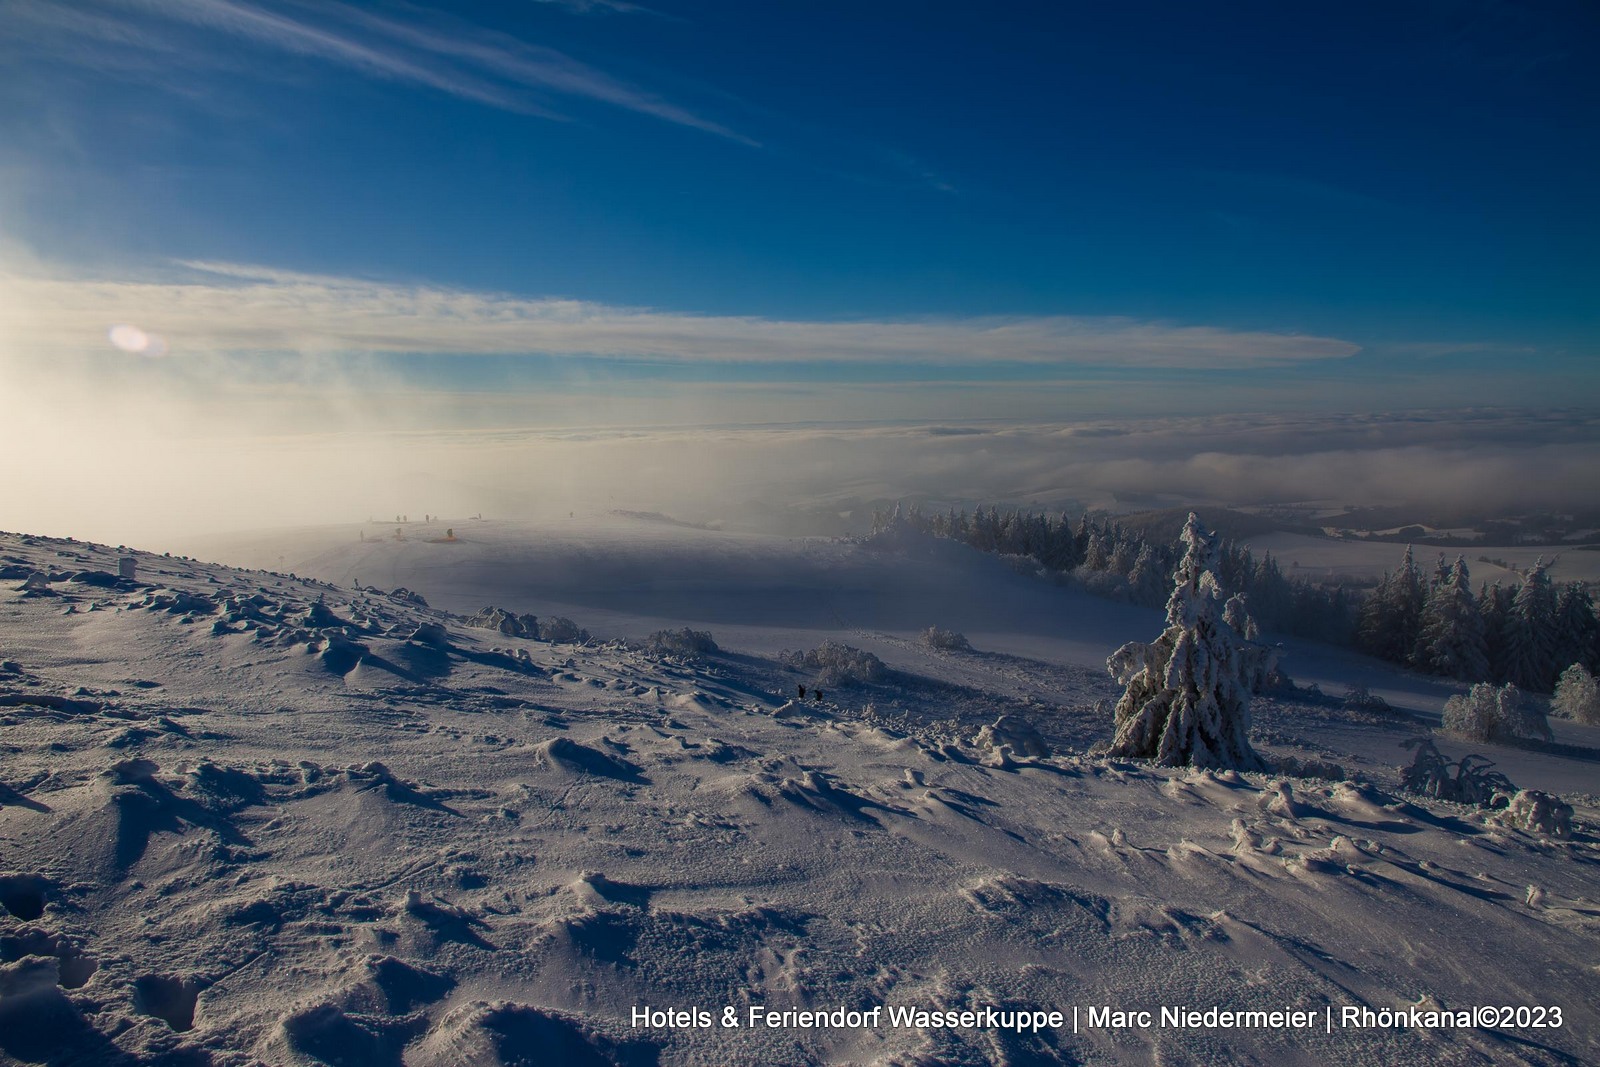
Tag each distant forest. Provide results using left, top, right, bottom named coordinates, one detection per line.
left=871, top=504, right=1600, bottom=694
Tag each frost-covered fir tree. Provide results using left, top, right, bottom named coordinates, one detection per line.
left=1105, top=514, right=1265, bottom=770
left=1500, top=559, right=1561, bottom=692
left=1224, top=593, right=1283, bottom=694
left=1127, top=543, right=1169, bottom=607
left=1357, top=545, right=1424, bottom=665
left=1554, top=582, right=1599, bottom=674
left=1413, top=557, right=1489, bottom=681
left=1427, top=553, right=1450, bottom=593
left=1084, top=529, right=1110, bottom=572
left=1247, top=553, right=1292, bottom=632
left=1552, top=663, right=1600, bottom=724
left=1480, top=580, right=1512, bottom=680
left=1223, top=592, right=1259, bottom=641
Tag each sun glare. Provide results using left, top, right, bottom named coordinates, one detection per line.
left=108, top=322, right=166, bottom=356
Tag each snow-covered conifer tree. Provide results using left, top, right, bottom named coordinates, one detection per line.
left=1500, top=559, right=1560, bottom=691
left=1084, top=530, right=1110, bottom=572
left=1043, top=515, right=1080, bottom=571
left=1108, top=537, right=1137, bottom=579
left=1223, top=592, right=1258, bottom=641
left=1481, top=581, right=1511, bottom=680
left=1247, top=553, right=1291, bottom=632
left=1105, top=514, right=1264, bottom=770
left=1357, top=546, right=1423, bottom=665
left=1392, top=545, right=1425, bottom=663
left=1127, top=543, right=1169, bottom=607
left=1223, top=592, right=1282, bottom=693
left=1554, top=582, right=1599, bottom=674
left=1414, top=557, right=1489, bottom=681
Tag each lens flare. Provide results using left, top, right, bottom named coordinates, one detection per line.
left=108, top=324, right=167, bottom=357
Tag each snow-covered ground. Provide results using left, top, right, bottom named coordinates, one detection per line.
left=3, top=521, right=1597, bottom=1065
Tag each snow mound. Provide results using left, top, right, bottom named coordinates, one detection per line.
left=534, top=738, right=645, bottom=781
left=414, top=1001, right=655, bottom=1067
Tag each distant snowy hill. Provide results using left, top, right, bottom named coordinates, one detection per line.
left=2, top=527, right=1597, bottom=1065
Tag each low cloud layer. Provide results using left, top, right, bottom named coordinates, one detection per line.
left=3, top=396, right=1593, bottom=547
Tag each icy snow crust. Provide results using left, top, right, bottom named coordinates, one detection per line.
left=2, top=523, right=1598, bottom=1066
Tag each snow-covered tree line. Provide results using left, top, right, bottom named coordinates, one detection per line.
left=871, top=504, right=1352, bottom=638
left=1357, top=549, right=1599, bottom=693
left=873, top=504, right=1600, bottom=694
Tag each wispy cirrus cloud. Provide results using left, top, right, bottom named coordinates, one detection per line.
left=3, top=0, right=746, bottom=140
left=527, top=0, right=661, bottom=15
left=0, top=260, right=1360, bottom=370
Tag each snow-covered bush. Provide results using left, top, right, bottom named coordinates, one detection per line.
left=1399, top=738, right=1516, bottom=808
left=973, top=714, right=1049, bottom=758
left=1551, top=662, right=1600, bottom=724
left=1495, top=789, right=1573, bottom=838
left=780, top=641, right=887, bottom=687
left=1441, top=683, right=1551, bottom=743
left=538, top=616, right=590, bottom=644
left=1105, top=514, right=1264, bottom=771
left=1342, top=685, right=1393, bottom=716
left=643, top=628, right=719, bottom=659
left=1272, top=755, right=1346, bottom=782
left=467, top=606, right=538, bottom=639
left=920, top=626, right=970, bottom=652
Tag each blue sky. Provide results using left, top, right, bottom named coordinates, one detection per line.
left=1, top=0, right=1597, bottom=418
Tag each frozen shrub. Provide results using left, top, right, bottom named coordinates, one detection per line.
left=644, top=628, right=719, bottom=658
left=1441, top=683, right=1551, bottom=743
left=1342, top=685, right=1393, bottom=716
left=1495, top=789, right=1573, bottom=838
left=780, top=641, right=887, bottom=687
left=467, top=606, right=538, bottom=639
left=1551, top=663, right=1600, bottom=724
left=973, top=714, right=1049, bottom=758
left=920, top=626, right=970, bottom=652
left=1399, top=737, right=1516, bottom=808
left=1272, top=755, right=1346, bottom=781
left=539, top=616, right=590, bottom=644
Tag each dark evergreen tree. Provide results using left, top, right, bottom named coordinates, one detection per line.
left=1554, top=581, right=1598, bottom=674
left=1248, top=552, right=1292, bottom=631
left=1414, top=557, right=1489, bottom=682
left=1357, top=546, right=1424, bottom=666
left=1500, top=559, right=1561, bottom=692
left=1481, top=581, right=1512, bottom=682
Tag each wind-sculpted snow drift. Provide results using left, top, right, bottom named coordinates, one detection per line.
left=0, top=529, right=1596, bottom=1066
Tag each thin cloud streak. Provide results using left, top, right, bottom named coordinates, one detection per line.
left=317, top=1, right=753, bottom=142
left=0, top=261, right=1361, bottom=369
left=13, top=0, right=742, bottom=138
left=122, top=0, right=543, bottom=112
